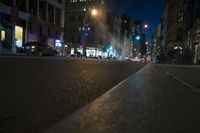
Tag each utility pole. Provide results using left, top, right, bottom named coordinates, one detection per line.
left=11, top=0, right=18, bottom=53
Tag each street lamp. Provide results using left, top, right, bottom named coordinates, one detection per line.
left=144, top=24, right=148, bottom=29
left=91, top=9, right=98, bottom=16
left=82, top=8, right=99, bottom=57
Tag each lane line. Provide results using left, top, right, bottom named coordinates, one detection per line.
left=164, top=72, right=200, bottom=95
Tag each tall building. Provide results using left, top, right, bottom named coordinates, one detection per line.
left=186, top=0, right=200, bottom=64
left=160, top=0, right=200, bottom=64
left=0, top=0, right=65, bottom=53
left=106, top=14, right=122, bottom=58
left=162, top=0, right=188, bottom=51
left=65, top=0, right=107, bottom=57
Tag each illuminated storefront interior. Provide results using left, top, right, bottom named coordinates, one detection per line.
left=15, top=26, right=23, bottom=47
left=1, top=30, right=5, bottom=41
left=70, top=47, right=103, bottom=57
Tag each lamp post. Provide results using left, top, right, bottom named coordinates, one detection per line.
left=144, top=24, right=149, bottom=29
left=82, top=8, right=99, bottom=57
left=11, top=0, right=19, bottom=53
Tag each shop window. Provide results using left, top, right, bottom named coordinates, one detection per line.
left=1, top=31, right=6, bottom=41
left=15, top=26, right=23, bottom=47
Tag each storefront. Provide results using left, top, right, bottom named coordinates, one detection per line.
left=0, top=13, right=13, bottom=50
left=15, top=25, right=23, bottom=48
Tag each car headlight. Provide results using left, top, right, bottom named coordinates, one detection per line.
left=31, top=46, right=35, bottom=49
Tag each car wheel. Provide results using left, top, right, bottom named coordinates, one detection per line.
left=38, top=51, right=43, bottom=56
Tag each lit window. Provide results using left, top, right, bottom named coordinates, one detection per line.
left=70, top=0, right=77, bottom=2
left=178, top=11, right=184, bottom=23
left=1, top=31, right=5, bottom=41
left=15, top=26, right=23, bottom=48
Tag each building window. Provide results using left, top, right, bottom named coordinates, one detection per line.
left=176, top=28, right=183, bottom=40
left=57, top=0, right=62, bottom=4
left=55, top=8, right=61, bottom=26
left=177, top=11, right=184, bottom=23
left=1, top=31, right=6, bottom=41
left=17, top=0, right=27, bottom=12
left=48, top=4, right=54, bottom=23
left=29, top=0, right=38, bottom=16
left=39, top=0, right=47, bottom=21
left=70, top=0, right=77, bottom=2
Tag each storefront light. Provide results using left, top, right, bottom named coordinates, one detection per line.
left=1, top=31, right=5, bottom=41
left=55, top=40, right=62, bottom=47
left=15, top=26, right=23, bottom=47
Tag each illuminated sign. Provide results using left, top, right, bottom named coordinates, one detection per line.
left=55, top=40, right=62, bottom=47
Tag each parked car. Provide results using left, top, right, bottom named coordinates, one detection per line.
left=24, top=42, right=57, bottom=56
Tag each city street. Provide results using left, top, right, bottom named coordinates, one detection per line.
left=0, top=56, right=144, bottom=133
left=1, top=0, right=200, bottom=133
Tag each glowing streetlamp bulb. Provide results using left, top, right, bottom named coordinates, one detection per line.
left=144, top=24, right=148, bottom=29
left=91, top=9, right=98, bottom=16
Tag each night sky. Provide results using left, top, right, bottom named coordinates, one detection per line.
left=107, top=0, right=163, bottom=43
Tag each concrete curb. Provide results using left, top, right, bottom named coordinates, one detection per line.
left=45, top=64, right=200, bottom=133
left=44, top=65, right=149, bottom=133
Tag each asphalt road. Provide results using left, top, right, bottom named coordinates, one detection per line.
left=0, top=56, right=144, bottom=133
left=153, top=64, right=200, bottom=90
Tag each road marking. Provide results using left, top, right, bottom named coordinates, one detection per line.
left=165, top=72, right=200, bottom=95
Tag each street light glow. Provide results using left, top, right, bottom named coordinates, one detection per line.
left=91, top=9, right=98, bottom=16
left=136, top=35, right=141, bottom=40
left=144, top=24, right=148, bottom=29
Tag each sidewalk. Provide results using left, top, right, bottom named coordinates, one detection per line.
left=46, top=64, right=200, bottom=133
left=0, top=48, right=25, bottom=56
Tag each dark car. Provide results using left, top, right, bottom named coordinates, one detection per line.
left=24, top=42, right=57, bottom=56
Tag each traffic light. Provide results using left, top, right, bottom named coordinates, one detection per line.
left=135, top=35, right=141, bottom=41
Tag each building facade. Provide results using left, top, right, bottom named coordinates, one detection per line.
left=186, top=0, right=200, bottom=64
left=162, top=0, right=188, bottom=51
left=0, top=0, right=65, bottom=53
left=65, top=0, right=107, bottom=57
left=160, top=0, right=200, bottom=64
